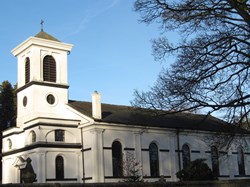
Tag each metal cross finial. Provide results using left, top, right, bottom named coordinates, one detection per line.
left=40, top=19, right=44, bottom=32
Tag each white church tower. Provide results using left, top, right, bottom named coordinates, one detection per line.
left=12, top=30, right=73, bottom=127
left=1, top=30, right=91, bottom=183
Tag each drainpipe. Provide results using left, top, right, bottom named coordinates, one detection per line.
left=176, top=128, right=181, bottom=171
left=80, top=127, right=85, bottom=183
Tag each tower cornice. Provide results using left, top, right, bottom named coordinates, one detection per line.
left=16, top=81, right=69, bottom=94
left=12, top=36, right=73, bottom=57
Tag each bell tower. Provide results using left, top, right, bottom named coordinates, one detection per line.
left=12, top=31, right=73, bottom=127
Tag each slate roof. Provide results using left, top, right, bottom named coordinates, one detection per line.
left=69, top=100, right=246, bottom=134
left=34, top=31, right=60, bottom=42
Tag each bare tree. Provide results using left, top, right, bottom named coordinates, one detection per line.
left=132, top=0, right=250, bottom=127
left=121, top=152, right=143, bottom=183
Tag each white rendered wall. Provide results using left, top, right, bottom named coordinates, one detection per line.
left=81, top=124, right=250, bottom=183
left=3, top=122, right=250, bottom=184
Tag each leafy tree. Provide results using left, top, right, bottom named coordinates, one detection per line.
left=0, top=80, right=16, bottom=130
left=133, top=0, right=250, bottom=127
left=176, top=159, right=214, bottom=181
left=0, top=80, right=16, bottom=181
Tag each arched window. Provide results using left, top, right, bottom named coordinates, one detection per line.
left=31, top=131, right=36, bottom=143
left=149, top=142, right=159, bottom=177
left=237, top=147, right=245, bottom=175
left=43, top=55, right=56, bottom=82
left=25, top=57, right=30, bottom=84
left=182, top=144, right=191, bottom=168
left=7, top=139, right=12, bottom=150
left=112, top=141, right=123, bottom=177
left=56, top=156, right=64, bottom=179
left=211, top=146, right=219, bottom=176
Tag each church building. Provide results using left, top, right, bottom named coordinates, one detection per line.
left=2, top=31, right=250, bottom=183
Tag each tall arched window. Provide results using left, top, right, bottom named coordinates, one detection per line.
left=56, top=156, right=64, bottom=179
left=25, top=57, right=30, bottom=84
left=7, top=139, right=12, bottom=150
left=182, top=144, right=191, bottom=168
left=112, top=141, right=123, bottom=177
left=211, top=146, right=219, bottom=176
left=237, top=147, right=245, bottom=175
left=31, top=131, right=36, bottom=143
left=43, top=55, right=56, bottom=82
left=149, top=142, right=159, bottom=177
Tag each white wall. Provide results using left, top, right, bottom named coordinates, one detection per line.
left=3, top=121, right=250, bottom=184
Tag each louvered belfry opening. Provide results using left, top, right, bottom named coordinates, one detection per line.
left=25, top=57, right=30, bottom=84
left=43, top=55, right=56, bottom=82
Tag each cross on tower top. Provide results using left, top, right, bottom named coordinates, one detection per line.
left=40, top=19, right=44, bottom=32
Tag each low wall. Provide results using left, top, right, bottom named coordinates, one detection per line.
left=1, top=180, right=250, bottom=187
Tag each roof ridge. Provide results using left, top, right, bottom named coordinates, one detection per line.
left=69, top=100, right=132, bottom=108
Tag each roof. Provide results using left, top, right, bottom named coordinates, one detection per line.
left=68, top=100, right=246, bottom=133
left=34, top=31, right=60, bottom=42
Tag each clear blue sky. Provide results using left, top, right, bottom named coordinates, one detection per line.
left=0, top=0, right=173, bottom=106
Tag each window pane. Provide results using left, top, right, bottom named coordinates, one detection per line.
left=31, top=131, right=36, bottom=143
left=47, top=94, right=55, bottom=105
left=182, top=144, right=190, bottom=168
left=211, top=146, right=219, bottom=176
left=25, top=58, right=30, bottom=84
left=7, top=139, right=12, bottom=150
left=238, top=147, right=245, bottom=175
left=43, top=55, right=56, bottom=82
left=56, top=156, right=64, bottom=179
left=55, top=130, right=65, bottom=142
left=112, top=141, right=123, bottom=177
left=149, top=143, right=159, bottom=177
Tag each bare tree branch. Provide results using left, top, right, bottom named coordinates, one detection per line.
left=133, top=0, right=250, bottom=128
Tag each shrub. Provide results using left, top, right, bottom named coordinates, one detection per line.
left=176, top=159, right=214, bottom=181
